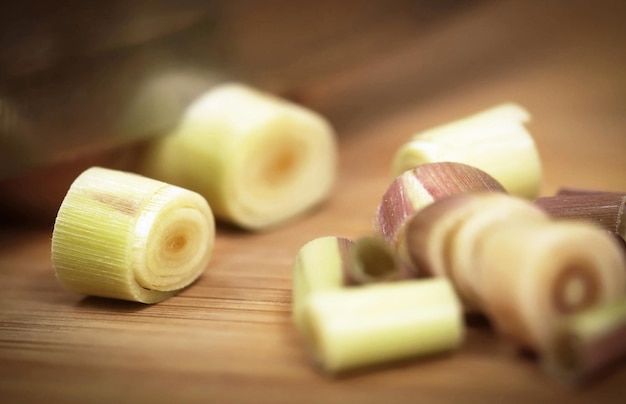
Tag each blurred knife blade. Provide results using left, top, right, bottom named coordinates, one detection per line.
left=0, top=1, right=226, bottom=179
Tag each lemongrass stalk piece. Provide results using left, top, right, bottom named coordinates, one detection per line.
left=402, top=193, right=548, bottom=310
left=374, top=162, right=504, bottom=245
left=51, top=167, right=215, bottom=304
left=534, top=193, right=626, bottom=243
left=398, top=193, right=494, bottom=279
left=292, top=236, right=355, bottom=332
left=479, top=220, right=626, bottom=352
left=543, top=298, right=626, bottom=384
left=138, top=83, right=338, bottom=230
left=392, top=103, right=542, bottom=199
left=302, top=278, right=464, bottom=374
left=446, top=194, right=548, bottom=311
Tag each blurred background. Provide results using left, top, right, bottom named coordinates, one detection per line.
left=1, top=0, right=625, bottom=224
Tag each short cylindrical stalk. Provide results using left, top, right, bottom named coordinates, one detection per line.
left=52, top=167, right=215, bottom=303
left=302, top=279, right=464, bottom=374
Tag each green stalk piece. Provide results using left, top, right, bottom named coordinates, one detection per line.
left=292, top=236, right=355, bottom=332
left=137, top=83, right=338, bottom=230
left=292, top=235, right=404, bottom=332
left=51, top=167, right=215, bottom=303
left=391, top=103, right=542, bottom=199
left=301, top=278, right=464, bottom=374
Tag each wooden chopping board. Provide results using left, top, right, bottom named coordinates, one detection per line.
left=1, top=1, right=625, bottom=402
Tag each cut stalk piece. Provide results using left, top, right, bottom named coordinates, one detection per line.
left=402, top=193, right=548, bottom=309
left=51, top=167, right=215, bottom=304
left=391, top=103, right=542, bottom=199
left=478, top=220, right=626, bottom=352
left=292, top=235, right=406, bottom=332
left=137, top=83, right=338, bottom=230
left=534, top=193, right=626, bottom=244
left=446, top=195, right=549, bottom=311
left=292, top=236, right=355, bottom=332
left=543, top=298, right=626, bottom=384
left=302, top=278, right=464, bottom=374
left=373, top=162, right=505, bottom=246
left=396, top=195, right=479, bottom=280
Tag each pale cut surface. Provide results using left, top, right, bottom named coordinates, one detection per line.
left=445, top=194, right=549, bottom=311
left=51, top=167, right=215, bottom=304
left=401, top=193, right=548, bottom=309
left=478, top=220, right=626, bottom=352
left=392, top=103, right=542, bottom=199
left=138, top=83, right=338, bottom=230
left=399, top=194, right=486, bottom=279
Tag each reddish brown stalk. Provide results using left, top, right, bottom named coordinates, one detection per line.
left=556, top=188, right=624, bottom=196
left=534, top=193, right=626, bottom=244
left=374, top=162, right=505, bottom=245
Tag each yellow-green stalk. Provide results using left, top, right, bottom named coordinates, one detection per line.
left=392, top=103, right=542, bottom=199
left=51, top=167, right=215, bottom=303
left=292, top=235, right=407, bottom=332
left=301, top=278, right=464, bottom=374
left=544, top=298, right=626, bottom=384
left=138, top=83, right=337, bottom=230
left=292, top=236, right=354, bottom=332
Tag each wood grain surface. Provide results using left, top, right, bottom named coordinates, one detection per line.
left=1, top=1, right=626, bottom=403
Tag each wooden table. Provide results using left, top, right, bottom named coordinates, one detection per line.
left=1, top=1, right=625, bottom=402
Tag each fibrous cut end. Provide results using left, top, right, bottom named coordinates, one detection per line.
left=52, top=167, right=215, bottom=304
left=478, top=220, right=626, bottom=352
